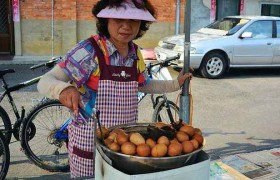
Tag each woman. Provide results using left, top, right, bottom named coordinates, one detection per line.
left=37, top=0, right=192, bottom=178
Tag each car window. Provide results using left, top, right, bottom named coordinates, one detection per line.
left=276, top=21, right=280, bottom=38
left=243, top=20, right=272, bottom=38
left=206, top=18, right=250, bottom=35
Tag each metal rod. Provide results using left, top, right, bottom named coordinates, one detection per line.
left=175, top=0, right=181, bottom=35
left=179, top=0, right=191, bottom=124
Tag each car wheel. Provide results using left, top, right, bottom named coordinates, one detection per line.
left=200, top=52, right=227, bottom=79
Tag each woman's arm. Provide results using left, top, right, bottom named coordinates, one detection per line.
left=37, top=65, right=72, bottom=99
left=139, top=79, right=180, bottom=94
left=139, top=70, right=192, bottom=94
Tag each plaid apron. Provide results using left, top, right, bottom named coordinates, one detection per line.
left=68, top=37, right=138, bottom=178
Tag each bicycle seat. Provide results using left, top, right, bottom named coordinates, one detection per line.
left=0, top=69, right=15, bottom=78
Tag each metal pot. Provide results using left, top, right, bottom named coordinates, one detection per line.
left=97, top=123, right=204, bottom=175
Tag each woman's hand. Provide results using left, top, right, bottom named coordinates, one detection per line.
left=177, top=69, right=193, bottom=87
left=59, top=86, right=83, bottom=115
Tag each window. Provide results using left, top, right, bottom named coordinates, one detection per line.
left=244, top=21, right=272, bottom=38
left=261, top=4, right=280, bottom=17
left=276, top=21, right=280, bottom=37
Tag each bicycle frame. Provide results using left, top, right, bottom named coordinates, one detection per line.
left=0, top=74, right=42, bottom=122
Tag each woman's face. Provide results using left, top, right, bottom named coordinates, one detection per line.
left=108, top=18, right=141, bottom=45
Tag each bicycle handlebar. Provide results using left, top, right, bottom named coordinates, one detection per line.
left=30, top=57, right=62, bottom=70
left=148, top=53, right=181, bottom=70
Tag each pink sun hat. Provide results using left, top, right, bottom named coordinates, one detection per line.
left=97, top=1, right=156, bottom=22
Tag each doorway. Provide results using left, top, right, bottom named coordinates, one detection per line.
left=0, top=0, right=14, bottom=55
left=216, top=0, right=240, bottom=20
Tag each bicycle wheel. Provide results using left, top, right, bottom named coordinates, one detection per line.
left=20, top=99, right=70, bottom=172
left=0, top=132, right=10, bottom=180
left=152, top=100, right=180, bottom=124
left=0, top=106, right=12, bottom=144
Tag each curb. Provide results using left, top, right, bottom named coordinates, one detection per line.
left=0, top=56, right=54, bottom=65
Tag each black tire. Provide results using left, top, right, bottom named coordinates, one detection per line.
left=0, top=132, right=10, bottom=180
left=20, top=99, right=70, bottom=172
left=0, top=106, right=12, bottom=144
left=199, top=52, right=227, bottom=79
left=152, top=100, right=180, bottom=124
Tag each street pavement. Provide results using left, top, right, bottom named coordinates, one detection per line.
left=0, top=60, right=280, bottom=179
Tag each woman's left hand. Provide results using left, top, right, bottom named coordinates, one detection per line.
left=177, top=69, right=192, bottom=87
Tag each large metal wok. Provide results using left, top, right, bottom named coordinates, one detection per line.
left=97, top=123, right=204, bottom=175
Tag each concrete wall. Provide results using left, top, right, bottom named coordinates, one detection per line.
left=244, top=0, right=280, bottom=15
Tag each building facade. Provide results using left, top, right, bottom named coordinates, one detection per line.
left=1, top=0, right=280, bottom=58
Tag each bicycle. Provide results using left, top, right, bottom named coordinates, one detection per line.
left=19, top=54, right=181, bottom=172
left=0, top=131, right=10, bottom=180
left=0, top=57, right=61, bottom=145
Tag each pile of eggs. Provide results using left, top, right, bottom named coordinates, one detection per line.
left=97, top=122, right=204, bottom=157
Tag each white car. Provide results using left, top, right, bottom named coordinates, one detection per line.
left=154, top=16, right=280, bottom=78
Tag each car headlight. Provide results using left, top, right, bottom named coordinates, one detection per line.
left=173, top=45, right=184, bottom=52
left=190, top=47, right=196, bottom=54
left=158, top=40, right=164, bottom=47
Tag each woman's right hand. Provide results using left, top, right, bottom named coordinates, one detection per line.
left=59, top=86, right=83, bottom=115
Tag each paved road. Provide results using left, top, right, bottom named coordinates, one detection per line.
left=1, top=64, right=280, bottom=179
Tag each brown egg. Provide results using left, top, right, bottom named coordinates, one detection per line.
left=129, top=132, right=145, bottom=145
left=136, top=144, right=151, bottom=157
left=151, top=144, right=168, bottom=157
left=190, top=139, right=199, bottom=150
left=121, top=142, right=136, bottom=155
left=179, top=125, right=195, bottom=137
left=146, top=138, right=156, bottom=148
left=96, top=126, right=109, bottom=139
left=107, top=132, right=118, bottom=142
left=182, top=141, right=194, bottom=154
left=112, top=128, right=125, bottom=134
left=157, top=136, right=170, bottom=146
left=170, top=138, right=179, bottom=144
left=108, top=142, right=120, bottom=152
left=116, top=132, right=129, bottom=145
left=104, top=138, right=113, bottom=147
left=176, top=131, right=189, bottom=142
left=168, top=142, right=183, bottom=156
left=193, top=134, right=204, bottom=145
left=155, top=122, right=168, bottom=129
left=194, top=128, right=202, bottom=135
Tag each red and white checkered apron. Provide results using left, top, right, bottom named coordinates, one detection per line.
left=68, top=38, right=138, bottom=178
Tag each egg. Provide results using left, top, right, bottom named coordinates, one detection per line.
left=176, top=131, right=189, bottom=142
left=190, top=139, right=199, bottom=150
left=155, top=122, right=168, bottom=129
left=193, top=134, right=204, bottom=145
left=151, top=144, right=168, bottom=157
left=157, top=136, right=170, bottom=146
left=129, top=132, right=145, bottom=145
left=182, top=141, right=194, bottom=154
left=108, top=142, right=120, bottom=152
left=116, top=132, right=129, bottom=145
left=121, top=142, right=136, bottom=155
left=136, top=144, right=151, bottom=157
left=112, top=128, right=125, bottom=134
left=170, top=138, right=179, bottom=144
left=96, top=126, right=109, bottom=139
left=104, top=138, right=113, bottom=147
left=179, top=125, right=195, bottom=137
left=146, top=138, right=156, bottom=148
left=168, top=142, right=183, bottom=156
left=194, top=128, right=202, bottom=135
left=107, top=132, right=118, bottom=142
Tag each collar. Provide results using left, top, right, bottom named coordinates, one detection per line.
left=98, top=35, right=138, bottom=60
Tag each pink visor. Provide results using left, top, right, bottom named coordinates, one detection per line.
left=97, top=1, right=156, bottom=22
